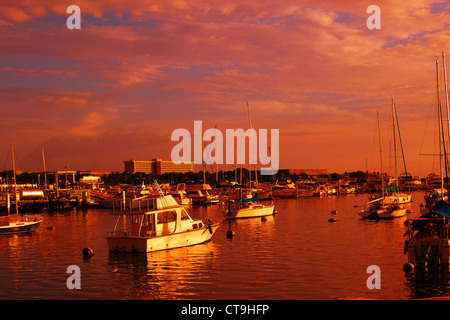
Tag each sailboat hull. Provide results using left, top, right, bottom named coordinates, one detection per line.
left=232, top=204, right=275, bottom=219
left=0, top=220, right=42, bottom=235
left=377, top=206, right=407, bottom=219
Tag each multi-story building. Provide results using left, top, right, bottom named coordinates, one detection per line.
left=123, top=159, right=193, bottom=175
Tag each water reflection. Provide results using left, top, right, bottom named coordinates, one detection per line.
left=4, top=191, right=450, bottom=299
left=107, top=243, right=219, bottom=299
left=405, top=266, right=450, bottom=299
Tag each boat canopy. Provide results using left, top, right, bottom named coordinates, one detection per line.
left=432, top=193, right=450, bottom=199
left=233, top=193, right=260, bottom=203
left=383, top=186, right=398, bottom=192
left=431, top=200, right=450, bottom=219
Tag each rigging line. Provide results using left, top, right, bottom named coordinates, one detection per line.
left=369, top=114, right=378, bottom=173
left=393, top=99, right=408, bottom=176
left=13, top=146, right=23, bottom=172
left=2, top=144, right=11, bottom=172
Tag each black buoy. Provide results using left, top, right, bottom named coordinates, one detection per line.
left=403, top=263, right=414, bottom=273
left=328, top=218, right=337, bottom=222
left=331, top=210, right=337, bottom=214
left=82, top=247, right=94, bottom=260
left=226, top=230, right=235, bottom=239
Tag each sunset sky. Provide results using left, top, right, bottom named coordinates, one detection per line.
left=1, top=0, right=450, bottom=177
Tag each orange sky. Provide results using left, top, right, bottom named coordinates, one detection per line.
left=1, top=0, right=450, bottom=177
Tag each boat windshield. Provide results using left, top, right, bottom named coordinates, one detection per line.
left=181, top=209, right=190, bottom=220
left=157, top=211, right=177, bottom=224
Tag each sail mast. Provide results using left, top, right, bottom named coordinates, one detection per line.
left=246, top=101, right=258, bottom=188
left=437, top=60, right=446, bottom=195
left=11, top=143, right=19, bottom=215
left=443, top=51, right=450, bottom=149
left=392, top=98, right=399, bottom=197
left=377, top=111, right=384, bottom=203
left=42, top=146, right=47, bottom=188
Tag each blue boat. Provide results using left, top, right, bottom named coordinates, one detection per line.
left=0, top=219, right=42, bottom=235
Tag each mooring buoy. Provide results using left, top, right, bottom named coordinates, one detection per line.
left=403, top=263, right=414, bottom=273
left=82, top=247, right=94, bottom=260
left=328, top=218, right=337, bottom=222
left=226, top=230, right=235, bottom=239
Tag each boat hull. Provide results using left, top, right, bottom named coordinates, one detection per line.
left=377, top=207, right=407, bottom=219
left=0, top=220, right=42, bottom=235
left=382, top=194, right=412, bottom=204
left=233, top=204, right=275, bottom=219
left=272, top=189, right=297, bottom=198
left=357, top=208, right=381, bottom=219
left=407, top=237, right=450, bottom=266
left=106, top=224, right=220, bottom=253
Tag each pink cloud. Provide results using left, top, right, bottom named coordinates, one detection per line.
left=0, top=0, right=449, bottom=175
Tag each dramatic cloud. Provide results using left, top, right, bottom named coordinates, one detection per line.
left=1, top=0, right=449, bottom=175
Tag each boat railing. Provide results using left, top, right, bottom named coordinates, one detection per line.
left=108, top=229, right=156, bottom=238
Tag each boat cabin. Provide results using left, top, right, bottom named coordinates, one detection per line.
left=109, top=195, right=204, bottom=238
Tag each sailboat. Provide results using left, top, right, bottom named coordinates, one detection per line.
left=404, top=56, right=450, bottom=268
left=381, top=98, right=412, bottom=206
left=358, top=105, right=406, bottom=219
left=0, top=143, right=42, bottom=235
left=224, top=102, right=276, bottom=219
left=377, top=98, right=407, bottom=218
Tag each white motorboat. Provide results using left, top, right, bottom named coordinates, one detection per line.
left=106, top=193, right=219, bottom=253
left=272, top=182, right=297, bottom=198
left=186, top=185, right=219, bottom=205
left=225, top=194, right=275, bottom=219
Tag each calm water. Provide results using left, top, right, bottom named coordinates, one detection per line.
left=0, top=191, right=448, bottom=300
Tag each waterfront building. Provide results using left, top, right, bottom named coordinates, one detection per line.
left=123, top=159, right=193, bottom=175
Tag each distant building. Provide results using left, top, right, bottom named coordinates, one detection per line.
left=123, top=159, right=194, bottom=175
left=288, top=169, right=328, bottom=176
left=276, top=169, right=328, bottom=177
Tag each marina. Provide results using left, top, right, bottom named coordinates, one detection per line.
left=2, top=1, right=450, bottom=305
left=0, top=189, right=448, bottom=300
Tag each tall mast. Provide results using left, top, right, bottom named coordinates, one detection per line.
left=377, top=111, right=384, bottom=203
left=11, top=143, right=18, bottom=215
left=392, top=99, right=410, bottom=193
left=437, top=60, right=445, bottom=195
left=392, top=98, right=399, bottom=196
left=246, top=101, right=257, bottom=188
left=215, top=125, right=218, bottom=183
left=443, top=51, right=450, bottom=149
left=42, top=146, right=47, bottom=188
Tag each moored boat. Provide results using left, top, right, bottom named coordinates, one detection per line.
left=404, top=200, right=450, bottom=267
left=0, top=218, right=42, bottom=235
left=106, top=193, right=219, bottom=253
left=225, top=194, right=275, bottom=219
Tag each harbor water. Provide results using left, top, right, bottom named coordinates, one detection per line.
left=0, top=191, right=447, bottom=300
